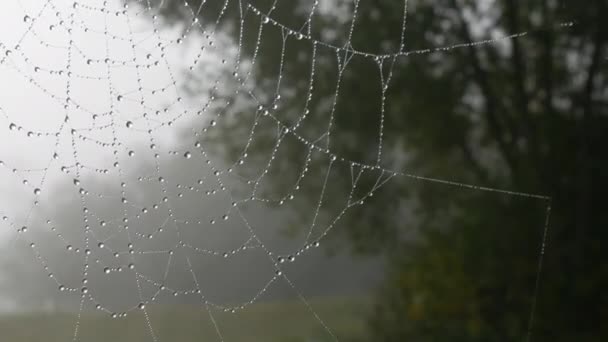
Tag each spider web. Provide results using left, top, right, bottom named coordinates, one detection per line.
left=0, top=0, right=558, bottom=341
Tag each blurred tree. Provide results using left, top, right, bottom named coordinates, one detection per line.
left=146, top=0, right=608, bottom=340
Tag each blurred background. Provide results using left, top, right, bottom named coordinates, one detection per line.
left=0, top=0, right=606, bottom=341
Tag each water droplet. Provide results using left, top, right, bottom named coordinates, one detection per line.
left=125, top=121, right=133, bottom=128
left=23, top=15, right=31, bottom=23
left=184, top=151, right=192, bottom=159
left=138, top=303, right=145, bottom=310
left=58, top=285, right=65, bottom=291
left=128, top=150, right=135, bottom=157
left=8, top=123, right=17, bottom=130
left=81, top=287, right=88, bottom=294
left=98, top=242, right=105, bottom=248
left=104, top=267, right=111, bottom=274
left=33, top=188, right=41, bottom=195
left=117, top=95, right=123, bottom=101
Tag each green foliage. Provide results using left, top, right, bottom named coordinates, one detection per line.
left=143, top=0, right=608, bottom=340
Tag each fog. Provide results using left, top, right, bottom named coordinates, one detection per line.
left=0, top=0, right=386, bottom=317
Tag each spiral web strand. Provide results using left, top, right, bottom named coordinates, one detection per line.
left=0, top=0, right=555, bottom=341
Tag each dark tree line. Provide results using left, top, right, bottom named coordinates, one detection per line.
left=143, top=0, right=608, bottom=340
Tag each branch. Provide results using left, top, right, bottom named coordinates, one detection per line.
left=505, top=0, right=540, bottom=163
left=582, top=35, right=604, bottom=118
left=460, top=135, right=490, bottom=183
left=575, top=8, right=605, bottom=242
left=450, top=0, right=518, bottom=173
left=540, top=0, right=555, bottom=117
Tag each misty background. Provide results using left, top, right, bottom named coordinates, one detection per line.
left=0, top=0, right=607, bottom=341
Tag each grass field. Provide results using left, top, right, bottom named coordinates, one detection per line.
left=0, top=296, right=372, bottom=342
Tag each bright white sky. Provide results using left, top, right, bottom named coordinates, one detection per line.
left=0, top=0, right=221, bottom=233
